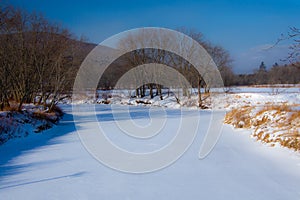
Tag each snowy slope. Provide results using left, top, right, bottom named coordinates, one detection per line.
left=1, top=105, right=300, bottom=200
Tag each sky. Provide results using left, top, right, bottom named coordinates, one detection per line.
left=6, top=0, right=300, bottom=74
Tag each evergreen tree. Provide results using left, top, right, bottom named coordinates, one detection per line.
left=259, top=61, right=267, bottom=72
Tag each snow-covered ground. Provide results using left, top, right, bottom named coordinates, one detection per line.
left=1, top=104, right=300, bottom=199
left=69, top=85, right=300, bottom=111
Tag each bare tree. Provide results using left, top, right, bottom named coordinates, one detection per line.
left=177, top=28, right=232, bottom=105
left=275, top=27, right=300, bottom=64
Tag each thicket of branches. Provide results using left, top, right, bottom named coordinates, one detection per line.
left=0, top=4, right=91, bottom=111
left=99, top=28, right=234, bottom=89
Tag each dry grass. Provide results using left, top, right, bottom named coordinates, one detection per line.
left=225, top=103, right=300, bottom=151
left=49, top=104, right=64, bottom=117
left=256, top=104, right=292, bottom=115
left=224, top=106, right=252, bottom=128
left=2, top=104, right=19, bottom=112
left=32, top=110, right=59, bottom=123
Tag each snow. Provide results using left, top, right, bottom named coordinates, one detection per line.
left=1, top=104, right=300, bottom=199
left=212, top=92, right=299, bottom=111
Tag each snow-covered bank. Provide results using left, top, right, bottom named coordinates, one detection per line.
left=0, top=105, right=300, bottom=199
left=214, top=86, right=300, bottom=152
left=224, top=102, right=300, bottom=151
left=0, top=105, right=63, bottom=144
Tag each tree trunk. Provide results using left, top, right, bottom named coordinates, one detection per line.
left=158, top=85, right=163, bottom=100
left=198, top=76, right=203, bottom=108
left=149, top=84, right=153, bottom=98
left=18, top=95, right=26, bottom=111
left=141, top=85, right=145, bottom=97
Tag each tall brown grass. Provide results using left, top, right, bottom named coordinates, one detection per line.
left=225, top=104, right=300, bottom=151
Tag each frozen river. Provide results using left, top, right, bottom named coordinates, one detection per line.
left=0, top=104, right=300, bottom=200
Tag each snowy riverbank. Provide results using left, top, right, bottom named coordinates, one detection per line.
left=0, top=105, right=63, bottom=144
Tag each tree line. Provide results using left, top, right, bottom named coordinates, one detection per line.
left=233, top=61, right=300, bottom=86
left=98, top=27, right=300, bottom=94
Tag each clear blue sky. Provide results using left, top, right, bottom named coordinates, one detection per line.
left=7, top=0, right=300, bottom=73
